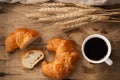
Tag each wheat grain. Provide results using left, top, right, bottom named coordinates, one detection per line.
left=76, top=3, right=93, bottom=8
left=38, top=9, right=101, bottom=21
left=38, top=7, right=80, bottom=13
left=89, top=15, right=110, bottom=20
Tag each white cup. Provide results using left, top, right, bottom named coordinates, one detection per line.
left=82, top=34, right=113, bottom=65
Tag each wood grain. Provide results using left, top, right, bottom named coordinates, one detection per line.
left=0, top=3, right=120, bottom=80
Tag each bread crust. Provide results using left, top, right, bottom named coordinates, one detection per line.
left=5, top=28, right=40, bottom=53
left=5, top=33, right=19, bottom=53
left=15, top=28, right=29, bottom=47
left=20, top=29, right=39, bottom=49
left=41, top=38, right=79, bottom=79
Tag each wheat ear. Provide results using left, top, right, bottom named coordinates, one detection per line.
left=38, top=7, right=80, bottom=13
left=97, top=12, right=120, bottom=16
left=26, top=13, right=50, bottom=18
left=39, top=2, right=66, bottom=7
left=38, top=9, right=101, bottom=21
left=55, top=15, right=109, bottom=26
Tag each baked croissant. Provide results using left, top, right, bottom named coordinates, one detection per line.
left=22, top=50, right=44, bottom=69
left=41, top=38, right=79, bottom=79
left=5, top=28, right=40, bottom=53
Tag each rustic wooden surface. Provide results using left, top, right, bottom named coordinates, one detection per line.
left=0, top=3, right=120, bottom=80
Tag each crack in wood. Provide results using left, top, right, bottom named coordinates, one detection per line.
left=0, top=59, right=8, bottom=61
left=0, top=72, right=21, bottom=77
left=0, top=43, right=5, bottom=46
left=0, top=7, right=7, bottom=14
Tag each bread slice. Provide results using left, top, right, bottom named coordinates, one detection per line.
left=22, top=50, right=44, bottom=69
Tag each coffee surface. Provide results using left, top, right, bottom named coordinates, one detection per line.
left=84, top=38, right=108, bottom=60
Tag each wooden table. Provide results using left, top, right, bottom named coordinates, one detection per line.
left=0, top=3, right=120, bottom=80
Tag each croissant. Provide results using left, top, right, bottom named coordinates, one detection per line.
left=5, top=32, right=19, bottom=53
left=5, top=28, right=40, bottom=53
left=41, top=38, right=79, bottom=79
left=22, top=50, right=44, bottom=69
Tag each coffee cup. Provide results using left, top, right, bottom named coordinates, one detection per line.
left=82, top=34, right=113, bottom=65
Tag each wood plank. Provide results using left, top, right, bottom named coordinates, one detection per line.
left=0, top=3, right=120, bottom=80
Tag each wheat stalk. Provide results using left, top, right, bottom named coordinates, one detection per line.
left=38, top=7, right=80, bottom=13
left=97, top=12, right=120, bottom=15
left=75, top=3, right=102, bottom=10
left=38, top=9, right=101, bottom=21
left=103, top=8, right=120, bottom=12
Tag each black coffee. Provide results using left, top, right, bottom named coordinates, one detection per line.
left=84, top=38, right=108, bottom=60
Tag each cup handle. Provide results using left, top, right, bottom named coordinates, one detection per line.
left=105, top=58, right=113, bottom=65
